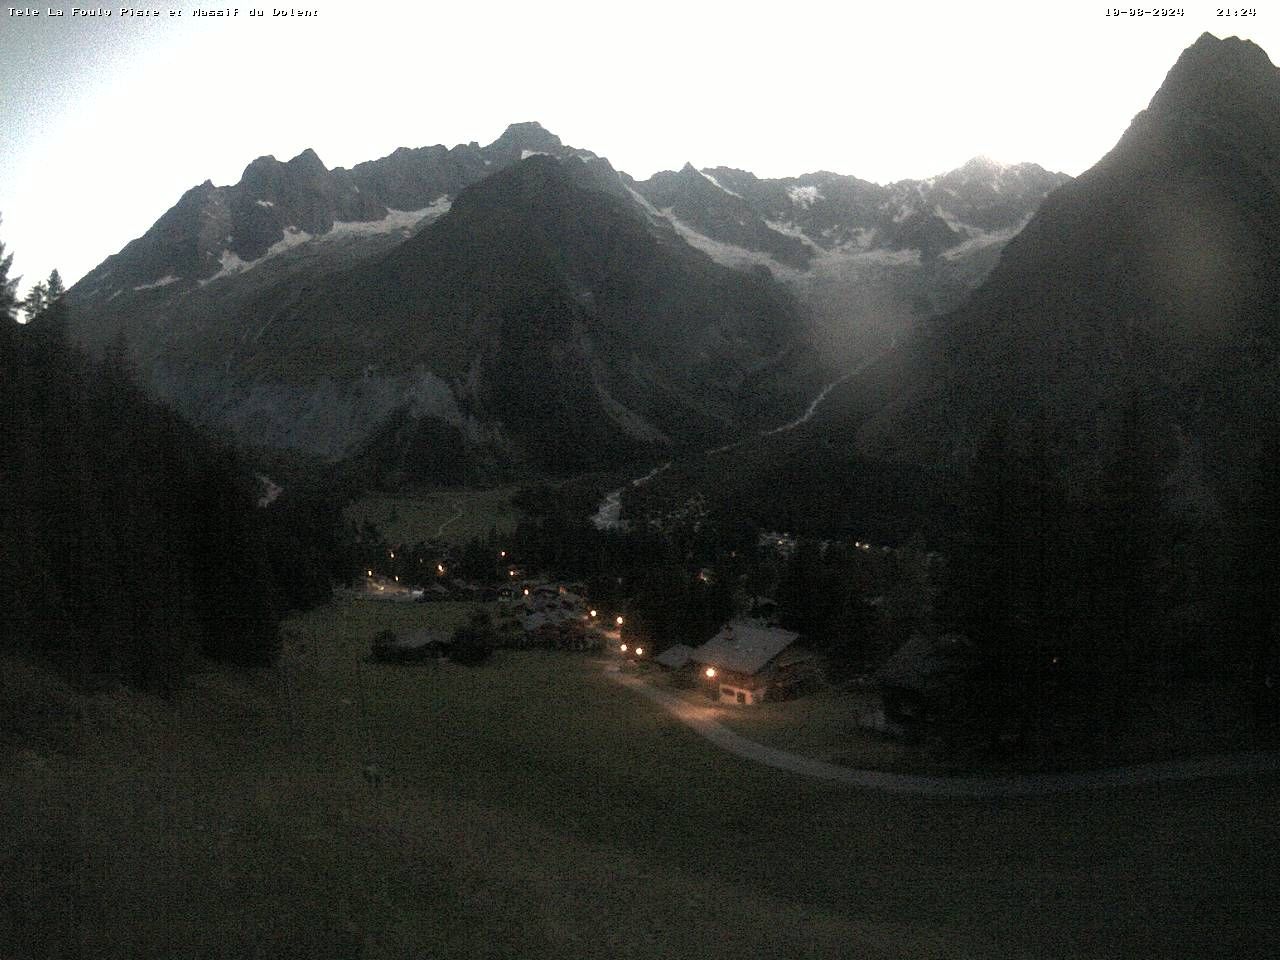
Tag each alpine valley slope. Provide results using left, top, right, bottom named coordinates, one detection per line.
left=618, top=33, right=1280, bottom=542
left=66, top=122, right=1066, bottom=479
left=856, top=31, right=1280, bottom=505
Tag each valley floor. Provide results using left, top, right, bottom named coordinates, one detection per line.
left=3, top=597, right=1278, bottom=959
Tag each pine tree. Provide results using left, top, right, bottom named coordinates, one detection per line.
left=21, top=280, right=48, bottom=321
left=0, top=217, right=17, bottom=323
left=45, top=268, right=65, bottom=302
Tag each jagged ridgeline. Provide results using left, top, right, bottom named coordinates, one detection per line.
left=65, top=121, right=1064, bottom=484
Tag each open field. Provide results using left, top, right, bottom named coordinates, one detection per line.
left=4, top=597, right=1278, bottom=959
left=646, top=667, right=1274, bottom=775
left=345, top=487, right=521, bottom=546
left=645, top=671, right=929, bottom=771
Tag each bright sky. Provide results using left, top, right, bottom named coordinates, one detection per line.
left=1, top=1, right=1276, bottom=293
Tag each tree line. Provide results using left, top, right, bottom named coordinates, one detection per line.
left=941, top=396, right=1280, bottom=742
left=0, top=226, right=354, bottom=693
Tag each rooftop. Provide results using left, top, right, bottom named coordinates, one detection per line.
left=690, top=621, right=800, bottom=676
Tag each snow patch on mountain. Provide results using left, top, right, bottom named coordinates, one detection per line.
left=201, top=249, right=253, bottom=285
left=699, top=170, right=742, bottom=198
left=200, top=200, right=455, bottom=287
left=256, top=199, right=275, bottom=208
left=931, top=204, right=971, bottom=236
left=625, top=186, right=671, bottom=228
left=269, top=226, right=313, bottom=255
left=787, top=185, right=821, bottom=208
left=764, top=219, right=825, bottom=253
left=132, top=274, right=180, bottom=291
left=941, top=216, right=1031, bottom=261
left=200, top=227, right=310, bottom=286
left=521, top=149, right=551, bottom=160
left=329, top=199, right=451, bottom=237
left=824, top=244, right=923, bottom=267
left=658, top=207, right=801, bottom=276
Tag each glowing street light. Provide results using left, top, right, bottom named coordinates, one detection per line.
left=589, top=609, right=597, bottom=618
left=635, top=647, right=643, bottom=656
left=705, top=667, right=717, bottom=678
left=620, top=644, right=628, bottom=653
left=389, top=551, right=395, bottom=559
left=367, top=570, right=373, bottom=577
left=436, top=563, right=445, bottom=574
left=616, top=616, right=624, bottom=627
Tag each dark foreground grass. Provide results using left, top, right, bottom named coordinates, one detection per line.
left=3, top=598, right=1277, bottom=958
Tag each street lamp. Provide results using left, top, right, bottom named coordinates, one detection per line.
left=616, top=616, right=624, bottom=627
left=705, top=667, right=716, bottom=678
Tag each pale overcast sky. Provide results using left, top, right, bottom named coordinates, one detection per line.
left=1, top=1, right=1276, bottom=293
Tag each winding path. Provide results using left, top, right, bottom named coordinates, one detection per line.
left=606, top=668, right=1280, bottom=798
left=595, top=337, right=899, bottom=525
left=434, top=498, right=466, bottom=538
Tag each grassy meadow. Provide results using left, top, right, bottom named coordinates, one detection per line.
left=345, top=488, right=521, bottom=547
left=3, top=595, right=1278, bottom=959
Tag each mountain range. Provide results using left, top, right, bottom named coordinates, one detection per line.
left=626, top=32, right=1280, bottom=542
left=65, top=120, right=1065, bottom=480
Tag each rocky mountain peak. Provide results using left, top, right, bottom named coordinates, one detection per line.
left=285, top=147, right=329, bottom=177
left=485, top=121, right=565, bottom=159
left=1147, top=32, right=1279, bottom=120
left=959, top=155, right=1007, bottom=175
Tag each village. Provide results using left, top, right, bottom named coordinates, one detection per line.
left=334, top=482, right=1270, bottom=772
left=344, top=499, right=967, bottom=752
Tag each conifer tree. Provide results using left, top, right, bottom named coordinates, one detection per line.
left=45, top=267, right=65, bottom=302
left=0, top=217, right=17, bottom=323
left=21, top=280, right=47, bottom=321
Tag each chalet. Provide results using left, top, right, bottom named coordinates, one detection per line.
left=519, top=610, right=605, bottom=651
left=517, top=582, right=588, bottom=619
left=690, top=622, right=809, bottom=705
